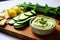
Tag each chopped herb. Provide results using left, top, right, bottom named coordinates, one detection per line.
left=39, top=18, right=47, bottom=24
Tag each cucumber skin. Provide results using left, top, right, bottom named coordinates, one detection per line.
left=18, top=13, right=29, bottom=20
left=14, top=16, right=36, bottom=29
left=24, top=12, right=33, bottom=16
left=14, top=22, right=29, bottom=29
left=9, top=19, right=15, bottom=25
left=13, top=16, right=19, bottom=21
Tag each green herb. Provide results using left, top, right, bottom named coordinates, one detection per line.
left=39, top=18, right=46, bottom=24
left=22, top=2, right=28, bottom=12
left=16, top=2, right=60, bottom=19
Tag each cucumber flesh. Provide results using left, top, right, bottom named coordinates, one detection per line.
left=14, top=22, right=27, bottom=29
left=9, top=19, right=15, bottom=25
left=17, top=16, right=36, bottom=24
left=18, top=13, right=29, bottom=20
left=14, top=23, right=20, bottom=26
left=31, top=10, right=36, bottom=14
left=13, top=16, right=19, bottom=21
left=24, top=12, right=33, bottom=16
left=14, top=23, right=24, bottom=28
left=14, top=23, right=25, bottom=29
left=14, top=25, right=24, bottom=28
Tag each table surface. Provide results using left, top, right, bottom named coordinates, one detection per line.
left=0, top=32, right=18, bottom=40
left=0, top=0, right=60, bottom=40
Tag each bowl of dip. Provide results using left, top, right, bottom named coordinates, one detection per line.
left=30, top=15, right=56, bottom=35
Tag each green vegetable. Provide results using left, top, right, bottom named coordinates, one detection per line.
left=9, top=19, right=15, bottom=25
left=22, top=2, right=28, bottom=12
left=42, top=4, right=50, bottom=15
left=18, top=13, right=29, bottom=20
left=13, top=16, right=19, bottom=21
left=9, top=11, right=36, bottom=29
left=24, top=11, right=34, bottom=16
left=14, top=23, right=26, bottom=29
left=14, top=23, right=20, bottom=26
left=39, top=18, right=47, bottom=24
left=17, top=2, right=60, bottom=19
left=31, top=10, right=36, bottom=14
left=14, top=16, right=35, bottom=29
left=56, top=6, right=60, bottom=18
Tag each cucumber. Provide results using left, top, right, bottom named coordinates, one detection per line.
left=14, top=22, right=26, bottom=29
left=14, top=22, right=28, bottom=29
left=9, top=19, right=15, bottom=25
left=14, top=24, right=24, bottom=29
left=24, top=12, right=33, bottom=16
left=14, top=23, right=20, bottom=26
left=16, top=16, right=36, bottom=24
left=13, top=16, right=19, bottom=21
left=14, top=16, right=35, bottom=29
left=16, top=19, right=29, bottom=24
left=18, top=13, right=29, bottom=20
left=14, top=23, right=24, bottom=28
left=31, top=10, right=36, bottom=14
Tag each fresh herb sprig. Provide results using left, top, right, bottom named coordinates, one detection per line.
left=39, top=18, right=46, bottom=24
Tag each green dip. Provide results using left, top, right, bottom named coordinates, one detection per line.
left=31, top=16, right=55, bottom=30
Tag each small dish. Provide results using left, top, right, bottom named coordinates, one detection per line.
left=30, top=15, right=56, bottom=35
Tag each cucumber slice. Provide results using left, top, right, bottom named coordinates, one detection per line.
left=13, top=16, right=19, bottom=21
left=14, top=22, right=25, bottom=29
left=14, top=23, right=20, bottom=26
left=14, top=22, right=27, bottom=29
left=17, top=16, right=36, bottom=24
left=31, top=10, right=36, bottom=14
left=24, top=12, right=33, bottom=16
left=14, top=16, right=36, bottom=29
left=18, top=13, right=29, bottom=20
left=14, top=23, right=24, bottom=28
left=14, top=24, right=24, bottom=29
left=9, top=19, right=15, bottom=25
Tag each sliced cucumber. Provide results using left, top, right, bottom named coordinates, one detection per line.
left=24, top=12, right=33, bottom=16
left=17, top=16, right=36, bottom=24
left=18, top=13, right=29, bottom=20
left=13, top=16, right=19, bottom=21
left=14, top=23, right=20, bottom=26
left=14, top=24, right=24, bottom=29
left=9, top=19, right=15, bottom=25
left=14, top=23, right=24, bottom=28
left=14, top=22, right=27, bottom=29
left=14, top=23, right=25, bottom=29
left=16, top=19, right=29, bottom=24
left=31, top=10, right=36, bottom=14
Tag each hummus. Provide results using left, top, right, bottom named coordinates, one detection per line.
left=31, top=16, right=55, bottom=30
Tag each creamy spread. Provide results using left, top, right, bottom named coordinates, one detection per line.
left=31, top=16, right=55, bottom=30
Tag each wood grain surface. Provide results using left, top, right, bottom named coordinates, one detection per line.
left=0, top=14, right=60, bottom=40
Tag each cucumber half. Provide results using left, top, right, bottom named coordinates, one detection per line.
left=13, top=16, right=19, bottom=21
left=31, top=10, right=36, bottom=14
left=16, top=16, right=36, bottom=24
left=14, top=22, right=27, bottom=29
left=9, top=19, right=15, bottom=25
left=24, top=12, right=33, bottom=16
left=18, top=13, right=29, bottom=20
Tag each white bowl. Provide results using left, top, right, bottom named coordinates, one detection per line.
left=30, top=16, right=56, bottom=35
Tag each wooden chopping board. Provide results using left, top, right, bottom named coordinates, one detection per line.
left=0, top=14, right=60, bottom=40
